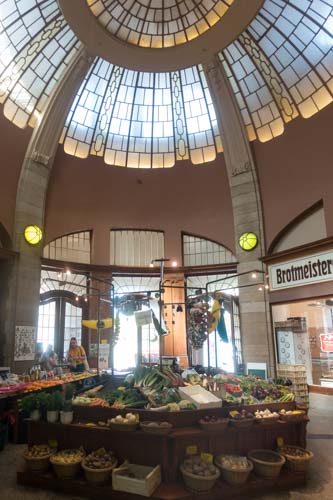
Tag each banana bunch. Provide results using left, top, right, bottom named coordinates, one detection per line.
left=82, top=318, right=113, bottom=330
left=278, top=392, right=295, bottom=402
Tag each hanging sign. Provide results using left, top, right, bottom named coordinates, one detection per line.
left=14, top=326, right=36, bottom=361
left=320, top=333, right=333, bottom=353
left=269, top=250, right=333, bottom=291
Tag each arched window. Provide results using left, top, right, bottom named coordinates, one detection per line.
left=110, top=229, right=164, bottom=267
left=182, top=233, right=236, bottom=267
left=43, top=231, right=91, bottom=264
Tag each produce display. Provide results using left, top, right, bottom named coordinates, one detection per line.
left=109, top=413, right=137, bottom=425
left=83, top=448, right=116, bottom=469
left=229, top=409, right=254, bottom=420
left=199, top=415, right=229, bottom=424
left=215, top=455, right=251, bottom=471
left=279, top=446, right=309, bottom=458
left=24, top=444, right=53, bottom=458
left=182, top=456, right=219, bottom=477
left=254, top=409, right=279, bottom=421
left=51, top=448, right=85, bottom=464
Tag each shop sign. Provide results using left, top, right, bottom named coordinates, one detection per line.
left=320, top=333, right=333, bottom=353
left=269, top=250, right=333, bottom=291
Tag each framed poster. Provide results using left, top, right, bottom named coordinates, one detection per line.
left=14, top=326, right=36, bottom=361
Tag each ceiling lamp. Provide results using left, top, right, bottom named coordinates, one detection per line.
left=239, top=232, right=258, bottom=252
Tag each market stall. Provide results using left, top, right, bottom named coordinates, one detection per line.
left=17, top=369, right=312, bottom=498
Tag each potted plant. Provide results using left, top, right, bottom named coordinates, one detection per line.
left=64, top=383, right=74, bottom=402
left=46, top=391, right=63, bottom=423
left=60, top=399, right=73, bottom=425
left=20, top=394, right=41, bottom=421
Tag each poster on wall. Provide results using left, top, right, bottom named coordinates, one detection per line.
left=14, top=326, right=36, bottom=361
left=320, top=333, right=333, bottom=353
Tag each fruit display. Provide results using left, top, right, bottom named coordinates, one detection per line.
left=51, top=448, right=85, bottom=465
left=279, top=409, right=306, bottom=421
left=24, top=444, right=53, bottom=458
left=278, top=445, right=313, bottom=472
left=198, top=415, right=229, bottom=431
left=83, top=448, right=117, bottom=469
left=216, top=454, right=251, bottom=471
left=254, top=409, right=279, bottom=422
left=182, top=456, right=218, bottom=477
left=229, top=410, right=254, bottom=427
left=109, top=413, right=137, bottom=425
left=279, top=446, right=309, bottom=458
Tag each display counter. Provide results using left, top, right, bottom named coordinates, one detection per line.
left=17, top=401, right=309, bottom=499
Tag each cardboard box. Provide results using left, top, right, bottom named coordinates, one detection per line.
left=178, top=385, right=222, bottom=409
left=112, top=463, right=161, bottom=497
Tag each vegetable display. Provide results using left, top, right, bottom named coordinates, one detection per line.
left=51, top=448, right=85, bottom=464
left=182, top=456, right=218, bottom=477
left=83, top=448, right=116, bottom=469
left=24, top=444, right=52, bottom=458
left=216, top=455, right=251, bottom=471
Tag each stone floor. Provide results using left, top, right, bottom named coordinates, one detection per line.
left=0, top=407, right=332, bottom=499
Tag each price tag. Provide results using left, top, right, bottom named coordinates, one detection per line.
left=48, top=439, right=58, bottom=449
left=277, top=437, right=284, bottom=449
left=200, top=452, right=213, bottom=464
left=186, top=445, right=198, bottom=456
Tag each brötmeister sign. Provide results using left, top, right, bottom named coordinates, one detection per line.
left=269, top=250, right=333, bottom=291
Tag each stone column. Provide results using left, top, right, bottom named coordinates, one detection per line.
left=203, top=55, right=275, bottom=376
left=3, top=48, right=93, bottom=371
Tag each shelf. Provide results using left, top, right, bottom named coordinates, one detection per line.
left=17, top=468, right=307, bottom=500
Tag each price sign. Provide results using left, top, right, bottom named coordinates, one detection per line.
left=48, top=439, right=58, bottom=449
left=186, top=445, right=198, bottom=456
left=276, top=437, right=284, bottom=449
left=200, top=452, right=213, bottom=464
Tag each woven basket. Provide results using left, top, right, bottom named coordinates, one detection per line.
left=50, top=455, right=84, bottom=479
left=109, top=422, right=138, bottom=432
left=180, top=465, right=220, bottom=493
left=230, top=417, right=254, bottom=428
left=248, top=449, right=285, bottom=478
left=215, top=458, right=253, bottom=485
left=199, top=419, right=229, bottom=432
left=279, top=411, right=305, bottom=422
left=255, top=415, right=280, bottom=425
left=140, top=422, right=172, bottom=435
left=279, top=446, right=313, bottom=472
left=82, top=459, right=118, bottom=484
left=23, top=453, right=52, bottom=472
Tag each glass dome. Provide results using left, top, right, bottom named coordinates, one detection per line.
left=0, top=0, right=333, bottom=167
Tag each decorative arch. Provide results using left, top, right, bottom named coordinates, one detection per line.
left=268, top=200, right=326, bottom=254
left=182, top=232, right=237, bottom=267
left=0, top=223, right=12, bottom=249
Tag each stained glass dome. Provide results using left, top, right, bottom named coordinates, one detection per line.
left=0, top=0, right=333, bottom=168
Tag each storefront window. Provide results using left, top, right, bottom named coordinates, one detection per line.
left=272, top=298, right=333, bottom=386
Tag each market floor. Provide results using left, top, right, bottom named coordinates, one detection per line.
left=0, top=407, right=332, bottom=500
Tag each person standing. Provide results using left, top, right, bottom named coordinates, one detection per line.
left=66, top=337, right=89, bottom=372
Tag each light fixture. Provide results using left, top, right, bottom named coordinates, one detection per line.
left=84, top=296, right=88, bottom=302
left=66, top=269, right=71, bottom=276
left=171, top=261, right=178, bottom=267
left=149, top=262, right=154, bottom=268
left=239, top=232, right=258, bottom=251
left=57, top=272, right=62, bottom=279
left=251, top=272, right=257, bottom=279
left=24, top=225, right=43, bottom=245
left=258, top=286, right=263, bottom=291
left=75, top=296, right=79, bottom=302
left=264, top=284, right=270, bottom=290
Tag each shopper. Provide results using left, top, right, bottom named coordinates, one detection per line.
left=40, top=345, right=58, bottom=372
left=66, top=337, right=89, bottom=372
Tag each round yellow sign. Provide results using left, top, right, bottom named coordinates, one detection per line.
left=239, top=232, right=258, bottom=251
left=24, top=225, right=43, bottom=245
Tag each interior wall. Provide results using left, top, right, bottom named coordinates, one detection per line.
left=254, top=102, right=333, bottom=251
left=45, top=150, right=234, bottom=265
left=0, top=113, right=32, bottom=238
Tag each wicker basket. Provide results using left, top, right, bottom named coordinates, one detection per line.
left=199, top=418, right=229, bottom=432
left=229, top=417, right=254, bottom=428
left=109, top=422, right=138, bottom=432
left=279, top=411, right=305, bottom=422
left=180, top=465, right=220, bottom=493
left=23, top=453, right=53, bottom=472
left=140, top=422, right=172, bottom=435
left=279, top=445, right=313, bottom=472
left=248, top=449, right=285, bottom=478
left=215, top=458, right=253, bottom=485
left=255, top=415, right=280, bottom=425
left=50, top=455, right=84, bottom=479
left=82, top=459, right=118, bottom=484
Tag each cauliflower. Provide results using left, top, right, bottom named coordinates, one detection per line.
left=179, top=400, right=193, bottom=410
left=166, top=403, right=180, bottom=412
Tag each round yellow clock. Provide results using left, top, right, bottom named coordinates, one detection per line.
left=239, top=232, right=258, bottom=251
left=24, top=225, right=43, bottom=245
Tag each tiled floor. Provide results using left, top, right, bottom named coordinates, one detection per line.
left=0, top=407, right=332, bottom=499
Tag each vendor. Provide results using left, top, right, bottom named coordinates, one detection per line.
left=66, top=337, right=89, bottom=372
left=40, top=345, right=58, bottom=372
